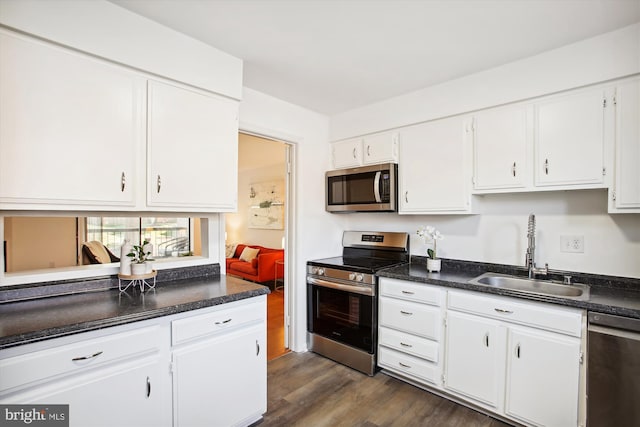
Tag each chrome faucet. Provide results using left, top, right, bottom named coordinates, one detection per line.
left=525, top=214, right=548, bottom=278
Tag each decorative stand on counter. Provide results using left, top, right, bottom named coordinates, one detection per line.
left=118, top=270, right=157, bottom=293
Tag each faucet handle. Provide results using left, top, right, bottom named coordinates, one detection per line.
left=563, top=275, right=572, bottom=285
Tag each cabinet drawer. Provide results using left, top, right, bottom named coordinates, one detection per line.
left=378, top=347, right=440, bottom=385
left=379, top=326, right=439, bottom=363
left=380, top=278, right=443, bottom=306
left=172, top=300, right=264, bottom=345
left=447, top=290, right=583, bottom=337
left=379, top=297, right=441, bottom=340
left=0, top=325, right=161, bottom=394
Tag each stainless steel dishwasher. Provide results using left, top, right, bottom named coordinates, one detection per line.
left=587, top=312, right=640, bottom=426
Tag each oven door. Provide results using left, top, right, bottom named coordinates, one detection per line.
left=307, top=278, right=376, bottom=353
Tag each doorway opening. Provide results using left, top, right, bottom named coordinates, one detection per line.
left=225, top=132, right=291, bottom=360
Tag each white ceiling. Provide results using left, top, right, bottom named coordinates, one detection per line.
left=110, top=0, right=640, bottom=115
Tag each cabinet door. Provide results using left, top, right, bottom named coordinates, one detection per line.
left=3, top=358, right=164, bottom=427
left=331, top=138, right=362, bottom=168
left=505, top=326, right=580, bottom=427
left=399, top=117, right=471, bottom=213
left=613, top=80, right=640, bottom=209
left=444, top=311, right=505, bottom=409
left=147, top=80, right=238, bottom=211
left=535, top=88, right=606, bottom=187
left=0, top=32, right=142, bottom=209
left=363, top=132, right=398, bottom=165
left=473, top=106, right=529, bottom=190
left=172, top=323, right=266, bottom=427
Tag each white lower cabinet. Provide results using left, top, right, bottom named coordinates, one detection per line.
left=171, top=299, right=267, bottom=427
left=445, top=289, right=584, bottom=427
left=378, top=279, right=585, bottom=427
left=0, top=295, right=267, bottom=427
left=377, top=278, right=445, bottom=387
left=444, top=311, right=505, bottom=410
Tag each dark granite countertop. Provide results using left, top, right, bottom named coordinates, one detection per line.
left=0, top=274, right=270, bottom=350
left=378, top=258, right=640, bottom=319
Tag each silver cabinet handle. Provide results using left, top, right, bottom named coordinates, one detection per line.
left=400, top=310, right=413, bottom=316
left=399, top=362, right=411, bottom=369
left=215, top=318, right=232, bottom=325
left=121, top=172, right=126, bottom=192
left=72, top=350, right=103, bottom=362
left=544, top=158, right=549, bottom=175
left=515, top=343, right=521, bottom=359
left=256, top=340, right=260, bottom=356
left=146, top=376, right=151, bottom=398
left=352, top=148, right=357, bottom=159
left=156, top=175, right=161, bottom=193
left=484, top=333, right=489, bottom=347
left=400, top=342, right=413, bottom=348
left=494, top=308, right=513, bottom=314
left=367, top=145, right=371, bottom=156
left=401, top=290, right=415, bottom=295
left=404, top=191, right=409, bottom=203
left=512, top=162, right=516, bottom=177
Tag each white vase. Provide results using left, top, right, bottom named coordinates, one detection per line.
left=131, top=263, right=147, bottom=276
left=145, top=261, right=154, bottom=274
left=119, top=239, right=132, bottom=275
left=427, top=258, right=441, bottom=273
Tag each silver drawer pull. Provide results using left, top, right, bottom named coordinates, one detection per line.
left=215, top=318, right=233, bottom=325
left=121, top=172, right=126, bottom=192
left=146, top=376, right=151, bottom=398
left=72, top=350, right=103, bottom=362
left=157, top=175, right=162, bottom=193
left=400, top=342, right=413, bottom=348
left=399, top=362, right=411, bottom=369
left=494, top=308, right=513, bottom=314
left=401, top=290, right=415, bottom=295
left=400, top=310, right=413, bottom=316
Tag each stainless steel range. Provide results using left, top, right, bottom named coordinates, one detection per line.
left=307, top=231, right=409, bottom=375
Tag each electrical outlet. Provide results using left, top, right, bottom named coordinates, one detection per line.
left=560, top=235, right=584, bottom=253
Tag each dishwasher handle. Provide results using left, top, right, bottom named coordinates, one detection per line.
left=588, top=312, right=640, bottom=334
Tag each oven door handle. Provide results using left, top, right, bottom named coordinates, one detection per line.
left=308, top=277, right=374, bottom=296
left=373, top=171, right=382, bottom=203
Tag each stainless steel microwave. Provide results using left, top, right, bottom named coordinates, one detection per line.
left=325, top=163, right=398, bottom=213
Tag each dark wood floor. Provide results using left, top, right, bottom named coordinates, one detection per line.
left=257, top=351, right=511, bottom=427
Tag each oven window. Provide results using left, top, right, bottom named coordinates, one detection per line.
left=308, top=284, right=375, bottom=353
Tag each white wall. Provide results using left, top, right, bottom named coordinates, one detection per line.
left=239, top=87, right=333, bottom=352
left=329, top=23, right=640, bottom=280
left=226, top=133, right=287, bottom=249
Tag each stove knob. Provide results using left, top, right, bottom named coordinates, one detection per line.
left=311, top=267, right=318, bottom=275
left=355, top=274, right=364, bottom=282
left=348, top=273, right=356, bottom=281
left=317, top=268, right=325, bottom=276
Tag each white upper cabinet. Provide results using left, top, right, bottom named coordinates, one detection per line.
left=472, top=105, right=530, bottom=191
left=535, top=87, right=607, bottom=187
left=0, top=30, right=240, bottom=213
left=363, top=132, right=399, bottom=165
left=331, top=132, right=398, bottom=169
left=399, top=116, right=472, bottom=214
left=147, top=80, right=238, bottom=211
left=0, top=31, right=143, bottom=210
left=331, top=138, right=362, bottom=169
left=610, top=79, right=640, bottom=212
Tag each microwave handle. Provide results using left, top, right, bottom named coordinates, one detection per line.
left=373, top=171, right=382, bottom=202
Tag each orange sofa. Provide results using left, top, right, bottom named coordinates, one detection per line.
left=226, top=244, right=284, bottom=285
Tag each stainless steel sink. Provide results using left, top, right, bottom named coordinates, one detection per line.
left=468, top=272, right=590, bottom=300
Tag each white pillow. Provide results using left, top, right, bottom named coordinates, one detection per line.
left=225, top=243, right=237, bottom=258
left=239, top=247, right=260, bottom=263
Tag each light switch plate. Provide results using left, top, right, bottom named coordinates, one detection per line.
left=560, top=235, right=584, bottom=253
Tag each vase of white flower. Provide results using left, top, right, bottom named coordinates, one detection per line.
left=416, top=226, right=444, bottom=272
